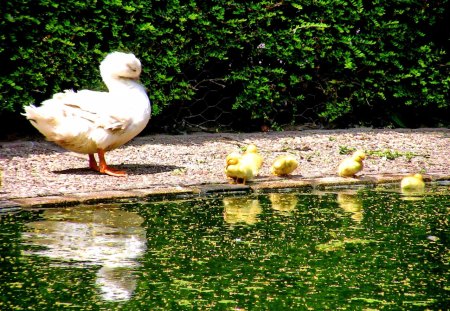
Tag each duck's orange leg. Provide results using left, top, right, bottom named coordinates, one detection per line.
left=97, top=149, right=127, bottom=177
left=89, top=154, right=99, bottom=171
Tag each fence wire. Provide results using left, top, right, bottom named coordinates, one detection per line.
left=148, top=69, right=323, bottom=134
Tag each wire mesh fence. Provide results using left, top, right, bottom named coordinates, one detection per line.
left=148, top=75, right=323, bottom=134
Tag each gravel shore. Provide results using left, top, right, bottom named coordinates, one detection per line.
left=1, top=128, right=449, bottom=200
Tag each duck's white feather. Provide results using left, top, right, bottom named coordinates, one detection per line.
left=23, top=52, right=151, bottom=154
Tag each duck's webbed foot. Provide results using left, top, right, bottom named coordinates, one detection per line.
left=101, top=166, right=127, bottom=177
left=96, top=149, right=127, bottom=177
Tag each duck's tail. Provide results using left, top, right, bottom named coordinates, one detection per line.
left=22, top=103, right=60, bottom=138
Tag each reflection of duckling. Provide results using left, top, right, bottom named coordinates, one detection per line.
left=337, top=193, right=363, bottom=222
left=271, top=155, right=298, bottom=176
left=338, top=150, right=366, bottom=178
left=223, top=197, right=262, bottom=225
left=401, top=174, right=425, bottom=192
left=269, top=193, right=298, bottom=215
left=225, top=145, right=263, bottom=184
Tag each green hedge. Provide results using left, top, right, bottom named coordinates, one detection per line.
left=1, top=0, right=449, bottom=131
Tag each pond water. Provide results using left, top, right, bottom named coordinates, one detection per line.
left=1, top=186, right=449, bottom=310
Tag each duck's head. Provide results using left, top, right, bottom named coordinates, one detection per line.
left=226, top=152, right=241, bottom=167
left=100, top=52, right=142, bottom=81
left=413, top=173, right=424, bottom=181
left=352, top=150, right=366, bottom=161
left=226, top=158, right=239, bottom=167
left=272, top=158, right=285, bottom=170
left=245, top=144, right=258, bottom=154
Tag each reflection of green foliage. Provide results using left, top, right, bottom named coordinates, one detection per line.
left=127, top=191, right=450, bottom=310
left=1, top=190, right=449, bottom=310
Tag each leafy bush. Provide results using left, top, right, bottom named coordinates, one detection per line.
left=1, top=0, right=449, bottom=132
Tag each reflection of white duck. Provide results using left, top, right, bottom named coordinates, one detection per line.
left=23, top=206, right=146, bottom=301
left=96, top=266, right=140, bottom=301
left=23, top=52, right=151, bottom=176
left=223, top=197, right=262, bottom=225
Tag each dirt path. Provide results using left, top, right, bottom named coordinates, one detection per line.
left=1, top=128, right=449, bottom=205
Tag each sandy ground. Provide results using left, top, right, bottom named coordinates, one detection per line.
left=1, top=128, right=449, bottom=200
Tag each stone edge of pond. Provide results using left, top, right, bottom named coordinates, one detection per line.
left=1, top=172, right=449, bottom=210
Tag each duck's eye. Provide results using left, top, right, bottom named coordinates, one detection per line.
left=127, top=64, right=138, bottom=72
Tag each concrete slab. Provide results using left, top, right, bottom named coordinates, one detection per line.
left=3, top=172, right=448, bottom=209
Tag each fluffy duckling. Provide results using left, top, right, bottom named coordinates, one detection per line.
left=225, top=151, right=242, bottom=166
left=225, top=144, right=263, bottom=184
left=401, top=174, right=425, bottom=192
left=338, top=150, right=366, bottom=178
left=225, top=151, right=242, bottom=183
left=271, top=155, right=299, bottom=176
left=225, top=160, right=255, bottom=184
left=243, top=144, right=263, bottom=170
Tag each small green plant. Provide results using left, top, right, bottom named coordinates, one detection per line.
left=339, top=145, right=356, bottom=155
left=366, top=149, right=422, bottom=161
left=172, top=168, right=187, bottom=175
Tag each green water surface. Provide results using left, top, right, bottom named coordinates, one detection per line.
left=1, top=186, right=449, bottom=310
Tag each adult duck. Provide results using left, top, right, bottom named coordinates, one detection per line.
left=23, top=52, right=151, bottom=176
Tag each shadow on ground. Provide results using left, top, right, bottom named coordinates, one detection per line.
left=52, top=164, right=181, bottom=176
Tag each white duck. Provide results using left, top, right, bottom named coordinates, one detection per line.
left=23, top=52, right=151, bottom=176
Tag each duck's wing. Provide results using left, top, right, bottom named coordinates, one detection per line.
left=54, top=90, right=132, bottom=132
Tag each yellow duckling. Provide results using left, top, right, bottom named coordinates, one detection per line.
left=338, top=150, right=366, bottom=178
left=225, top=160, right=255, bottom=184
left=243, top=144, right=263, bottom=171
left=401, top=174, right=425, bottom=192
left=271, top=155, right=299, bottom=176
left=225, top=144, right=263, bottom=184
left=225, top=151, right=243, bottom=183
left=225, top=151, right=242, bottom=166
